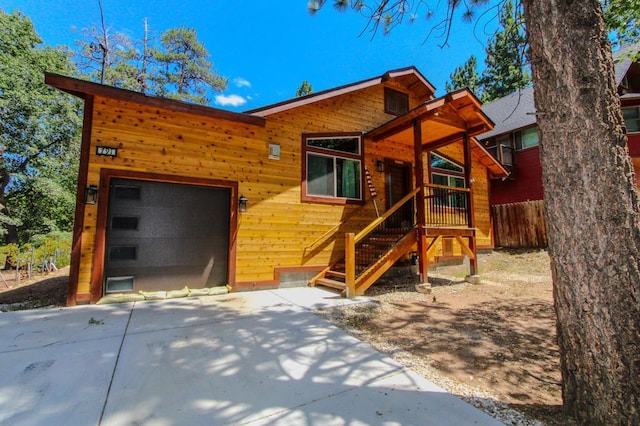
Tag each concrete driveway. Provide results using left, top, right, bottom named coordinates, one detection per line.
left=0, top=287, right=501, bottom=425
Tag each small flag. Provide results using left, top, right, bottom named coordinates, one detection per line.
left=365, top=166, right=380, bottom=217
left=365, top=166, right=377, bottom=198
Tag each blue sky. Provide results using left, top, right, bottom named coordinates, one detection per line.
left=1, top=0, right=499, bottom=111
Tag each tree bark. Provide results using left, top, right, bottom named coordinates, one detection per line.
left=521, top=0, right=640, bottom=423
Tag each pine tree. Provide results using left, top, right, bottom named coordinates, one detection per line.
left=445, top=55, right=481, bottom=97
left=479, top=0, right=530, bottom=102
left=296, top=80, right=313, bottom=97
left=152, top=26, right=227, bottom=105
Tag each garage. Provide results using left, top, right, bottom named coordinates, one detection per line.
left=103, top=178, right=231, bottom=294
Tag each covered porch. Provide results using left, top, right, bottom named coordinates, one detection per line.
left=311, top=89, right=507, bottom=296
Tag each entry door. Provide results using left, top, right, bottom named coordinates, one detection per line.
left=386, top=161, right=414, bottom=227
left=104, top=179, right=231, bottom=293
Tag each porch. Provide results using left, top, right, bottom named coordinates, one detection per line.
left=310, top=89, right=507, bottom=296
left=310, top=184, right=478, bottom=296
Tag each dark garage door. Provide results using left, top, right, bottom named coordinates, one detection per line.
left=104, top=178, right=231, bottom=293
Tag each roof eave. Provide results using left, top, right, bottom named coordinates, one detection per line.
left=45, top=73, right=266, bottom=127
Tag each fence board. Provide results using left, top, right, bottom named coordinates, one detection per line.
left=492, top=200, right=547, bottom=248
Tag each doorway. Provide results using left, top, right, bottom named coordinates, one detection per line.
left=385, top=160, right=414, bottom=227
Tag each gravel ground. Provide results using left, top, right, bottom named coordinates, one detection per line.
left=316, top=249, right=573, bottom=425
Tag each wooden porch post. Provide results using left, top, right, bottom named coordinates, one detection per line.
left=463, top=132, right=478, bottom=276
left=345, top=232, right=356, bottom=297
left=414, top=120, right=428, bottom=282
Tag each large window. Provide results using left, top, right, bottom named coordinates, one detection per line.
left=303, top=134, right=363, bottom=203
left=623, top=107, right=640, bottom=133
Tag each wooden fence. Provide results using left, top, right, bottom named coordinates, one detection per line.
left=492, top=200, right=548, bottom=248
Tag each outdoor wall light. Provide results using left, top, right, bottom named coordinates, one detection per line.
left=376, top=160, right=385, bottom=173
left=85, top=185, right=98, bottom=205
left=239, top=194, right=248, bottom=213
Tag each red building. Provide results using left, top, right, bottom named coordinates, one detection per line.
left=481, top=44, right=640, bottom=206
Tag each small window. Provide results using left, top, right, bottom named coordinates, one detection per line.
left=385, top=88, right=409, bottom=116
left=623, top=107, right=640, bottom=133
left=111, top=216, right=139, bottom=230
left=430, top=153, right=464, bottom=173
left=306, top=136, right=360, bottom=155
left=303, top=133, right=364, bottom=203
left=105, top=276, right=134, bottom=293
left=114, top=186, right=141, bottom=200
left=515, top=127, right=539, bottom=150
left=109, top=246, right=137, bottom=261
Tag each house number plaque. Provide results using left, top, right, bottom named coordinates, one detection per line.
left=96, top=146, right=118, bottom=157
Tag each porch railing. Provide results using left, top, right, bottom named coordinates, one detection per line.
left=424, top=183, right=471, bottom=227
left=346, top=188, right=419, bottom=281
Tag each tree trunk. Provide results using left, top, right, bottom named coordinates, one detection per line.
left=521, top=0, right=640, bottom=423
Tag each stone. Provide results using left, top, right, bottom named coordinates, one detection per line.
left=415, top=283, right=432, bottom=294
left=465, top=275, right=482, bottom=285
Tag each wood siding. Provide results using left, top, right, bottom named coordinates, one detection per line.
left=73, top=82, right=497, bottom=300
left=490, top=147, right=544, bottom=205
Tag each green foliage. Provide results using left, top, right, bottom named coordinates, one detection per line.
left=444, top=1, right=530, bottom=102
left=153, top=27, right=227, bottom=105
left=75, top=28, right=145, bottom=90
left=76, top=22, right=227, bottom=105
left=0, top=9, right=82, bottom=244
left=296, top=80, right=314, bottom=97
left=603, top=0, right=640, bottom=48
left=0, top=231, right=72, bottom=271
left=478, top=0, right=530, bottom=102
left=445, top=55, right=482, bottom=96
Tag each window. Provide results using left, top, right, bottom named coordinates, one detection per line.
left=105, top=276, right=134, bottom=293
left=430, top=153, right=466, bottom=208
left=303, top=134, right=363, bottom=203
left=384, top=88, right=409, bottom=116
left=623, top=107, right=640, bottom=133
left=430, top=152, right=464, bottom=174
left=515, top=126, right=539, bottom=150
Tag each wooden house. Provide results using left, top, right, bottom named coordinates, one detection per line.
left=46, top=67, right=507, bottom=305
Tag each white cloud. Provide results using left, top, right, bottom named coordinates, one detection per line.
left=214, top=94, right=247, bottom=107
left=233, top=77, right=251, bottom=88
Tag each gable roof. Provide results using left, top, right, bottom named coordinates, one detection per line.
left=615, top=42, right=640, bottom=84
left=478, top=86, right=536, bottom=139
left=479, top=43, right=640, bottom=140
left=45, top=73, right=266, bottom=127
left=365, top=88, right=508, bottom=178
left=245, top=66, right=436, bottom=117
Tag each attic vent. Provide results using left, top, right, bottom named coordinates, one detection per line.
left=384, top=88, right=409, bottom=116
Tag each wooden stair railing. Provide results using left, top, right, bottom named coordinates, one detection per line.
left=310, top=188, right=420, bottom=297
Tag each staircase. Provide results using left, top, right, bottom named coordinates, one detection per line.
left=310, top=188, right=420, bottom=296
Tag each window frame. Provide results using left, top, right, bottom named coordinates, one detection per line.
left=515, top=126, right=540, bottom=150
left=302, top=132, right=365, bottom=205
left=384, top=87, right=409, bottom=116
left=429, top=152, right=467, bottom=209
left=623, top=106, right=640, bottom=134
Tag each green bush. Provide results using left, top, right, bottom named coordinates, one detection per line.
left=0, top=231, right=72, bottom=271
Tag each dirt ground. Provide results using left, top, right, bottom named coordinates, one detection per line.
left=0, top=266, right=69, bottom=310
left=317, top=249, right=574, bottom=425
left=0, top=252, right=572, bottom=424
